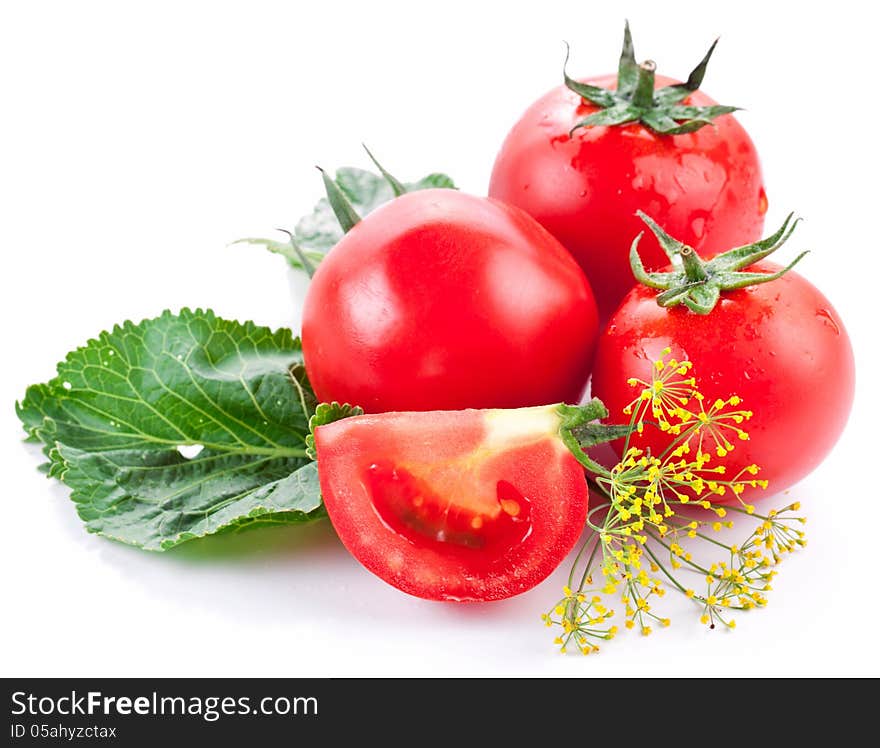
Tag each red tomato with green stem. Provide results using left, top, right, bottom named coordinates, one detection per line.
left=314, top=402, right=612, bottom=601
left=590, top=213, right=855, bottom=503
left=302, top=175, right=598, bottom=413
left=489, top=23, right=767, bottom=321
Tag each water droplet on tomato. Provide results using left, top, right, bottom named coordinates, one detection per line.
left=815, top=309, right=841, bottom=335
left=758, top=188, right=768, bottom=215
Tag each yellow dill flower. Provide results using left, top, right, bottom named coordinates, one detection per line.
left=622, top=349, right=696, bottom=431
left=542, top=349, right=808, bottom=656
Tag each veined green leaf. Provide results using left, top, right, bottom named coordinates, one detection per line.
left=295, top=167, right=457, bottom=254
left=17, top=308, right=323, bottom=551
left=57, top=446, right=322, bottom=551
left=238, top=167, right=457, bottom=268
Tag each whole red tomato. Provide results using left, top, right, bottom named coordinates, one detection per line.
left=591, top=214, right=854, bottom=502
left=489, top=25, right=767, bottom=321
left=302, top=188, right=598, bottom=412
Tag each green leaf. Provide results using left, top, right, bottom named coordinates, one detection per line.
left=56, top=446, right=323, bottom=551
left=238, top=166, right=457, bottom=270
left=16, top=309, right=323, bottom=551
left=295, top=167, right=457, bottom=256
left=305, top=402, right=364, bottom=460
left=229, top=237, right=324, bottom=273
left=414, top=173, right=456, bottom=190
left=290, top=363, right=318, bottom=422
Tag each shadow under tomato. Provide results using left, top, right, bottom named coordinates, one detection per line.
left=161, top=518, right=341, bottom=563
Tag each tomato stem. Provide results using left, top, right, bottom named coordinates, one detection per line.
left=679, top=246, right=709, bottom=283
left=557, top=401, right=630, bottom=478
left=631, top=60, right=657, bottom=108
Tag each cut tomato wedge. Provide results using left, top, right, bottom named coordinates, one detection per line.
left=314, top=405, right=589, bottom=601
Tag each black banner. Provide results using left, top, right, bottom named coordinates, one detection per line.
left=5, top=676, right=849, bottom=741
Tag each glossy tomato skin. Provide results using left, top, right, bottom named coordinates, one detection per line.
left=314, top=406, right=589, bottom=601
left=489, top=74, right=767, bottom=321
left=302, top=189, right=598, bottom=413
left=591, top=263, right=854, bottom=501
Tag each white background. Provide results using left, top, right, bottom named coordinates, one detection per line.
left=2, top=1, right=878, bottom=677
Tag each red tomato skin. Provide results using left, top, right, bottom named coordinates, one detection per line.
left=591, top=263, right=855, bottom=501
left=314, top=407, right=589, bottom=601
left=489, top=74, right=767, bottom=321
left=301, top=189, right=598, bottom=413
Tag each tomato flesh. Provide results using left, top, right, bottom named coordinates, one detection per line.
left=489, top=74, right=766, bottom=321
left=315, top=405, right=588, bottom=601
left=366, top=460, right=532, bottom=553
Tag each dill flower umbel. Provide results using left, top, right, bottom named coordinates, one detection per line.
left=544, top=349, right=807, bottom=654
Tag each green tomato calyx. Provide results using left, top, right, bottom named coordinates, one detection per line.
left=564, top=21, right=738, bottom=136
left=630, top=211, right=809, bottom=315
